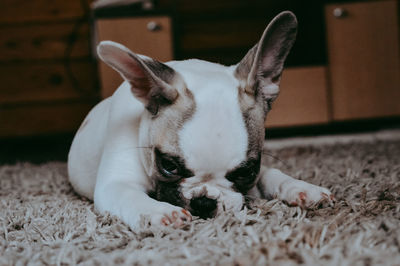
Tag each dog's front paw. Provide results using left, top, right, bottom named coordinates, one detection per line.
left=281, top=180, right=335, bottom=209
left=150, top=204, right=192, bottom=228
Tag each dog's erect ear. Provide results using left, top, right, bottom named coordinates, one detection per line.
left=97, top=41, right=179, bottom=115
left=235, top=11, right=297, bottom=103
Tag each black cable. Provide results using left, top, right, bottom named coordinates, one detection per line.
left=63, top=0, right=95, bottom=96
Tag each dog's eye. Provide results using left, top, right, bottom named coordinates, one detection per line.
left=155, top=148, right=194, bottom=181
left=159, top=157, right=179, bottom=176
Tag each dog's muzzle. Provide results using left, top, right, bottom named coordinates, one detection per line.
left=189, top=196, right=217, bottom=219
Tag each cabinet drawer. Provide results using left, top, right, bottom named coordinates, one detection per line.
left=0, top=0, right=89, bottom=24
left=95, top=16, right=173, bottom=98
left=325, top=0, right=400, bottom=120
left=0, top=23, right=90, bottom=62
left=0, top=62, right=96, bottom=104
left=266, top=66, right=330, bottom=128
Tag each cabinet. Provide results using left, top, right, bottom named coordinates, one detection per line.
left=95, top=16, right=174, bottom=98
left=266, top=66, right=330, bottom=127
left=0, top=0, right=96, bottom=138
left=96, top=1, right=400, bottom=130
left=2, top=1, right=397, bottom=138
left=325, top=0, right=400, bottom=120
left=95, top=16, right=330, bottom=128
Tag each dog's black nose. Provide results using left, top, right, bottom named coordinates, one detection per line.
left=190, top=196, right=217, bottom=219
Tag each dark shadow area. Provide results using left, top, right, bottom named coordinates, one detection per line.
left=0, top=117, right=399, bottom=165
left=0, top=133, right=75, bottom=165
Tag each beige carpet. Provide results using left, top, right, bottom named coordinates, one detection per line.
left=1, top=130, right=400, bottom=265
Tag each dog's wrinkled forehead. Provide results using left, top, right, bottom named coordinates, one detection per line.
left=166, top=59, right=252, bottom=173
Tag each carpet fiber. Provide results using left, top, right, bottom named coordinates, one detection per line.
left=1, top=131, right=400, bottom=265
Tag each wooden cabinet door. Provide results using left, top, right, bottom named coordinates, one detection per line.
left=266, top=66, right=330, bottom=128
left=325, top=0, right=400, bottom=120
left=96, top=16, right=173, bottom=98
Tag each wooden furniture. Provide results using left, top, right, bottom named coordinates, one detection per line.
left=94, top=17, right=331, bottom=128
left=95, top=16, right=174, bottom=97
left=325, top=0, right=400, bottom=121
left=0, top=0, right=399, bottom=138
left=95, top=0, right=399, bottom=130
left=267, top=66, right=330, bottom=127
left=0, top=0, right=97, bottom=138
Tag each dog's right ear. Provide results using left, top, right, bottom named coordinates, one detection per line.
left=97, top=41, right=179, bottom=115
left=235, top=11, right=297, bottom=108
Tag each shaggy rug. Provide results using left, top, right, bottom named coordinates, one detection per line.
left=1, top=130, right=400, bottom=265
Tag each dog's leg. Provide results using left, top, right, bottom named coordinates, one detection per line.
left=93, top=148, right=192, bottom=230
left=256, top=167, right=335, bottom=208
left=94, top=182, right=191, bottom=229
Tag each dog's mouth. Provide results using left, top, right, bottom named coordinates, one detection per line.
left=149, top=181, right=221, bottom=219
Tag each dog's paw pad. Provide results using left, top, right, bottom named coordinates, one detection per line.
left=329, top=194, right=336, bottom=202
left=288, top=191, right=308, bottom=208
left=181, top=209, right=192, bottom=221
left=299, top=192, right=307, bottom=204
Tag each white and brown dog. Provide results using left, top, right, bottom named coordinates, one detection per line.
left=68, top=11, right=334, bottom=230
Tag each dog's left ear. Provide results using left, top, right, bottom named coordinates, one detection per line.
left=97, top=41, right=180, bottom=115
left=235, top=11, right=297, bottom=104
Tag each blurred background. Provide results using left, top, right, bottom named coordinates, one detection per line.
left=0, top=0, right=399, bottom=163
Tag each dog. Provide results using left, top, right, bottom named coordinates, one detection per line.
left=68, top=11, right=334, bottom=230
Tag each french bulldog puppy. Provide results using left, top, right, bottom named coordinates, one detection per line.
left=68, top=11, right=334, bottom=230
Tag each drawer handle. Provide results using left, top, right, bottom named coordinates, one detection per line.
left=333, top=7, right=347, bottom=18
left=147, top=21, right=161, bottom=32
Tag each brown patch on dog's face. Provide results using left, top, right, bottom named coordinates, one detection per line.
left=150, top=82, right=196, bottom=153
left=138, top=76, right=196, bottom=193
left=201, top=174, right=213, bottom=183
left=228, top=85, right=265, bottom=195
left=238, top=87, right=267, bottom=152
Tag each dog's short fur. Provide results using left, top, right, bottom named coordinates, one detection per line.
left=68, top=11, right=334, bottom=229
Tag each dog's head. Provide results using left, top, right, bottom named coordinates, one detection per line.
left=98, top=11, right=297, bottom=219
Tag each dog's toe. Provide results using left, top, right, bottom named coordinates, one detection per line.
left=160, top=209, right=192, bottom=228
